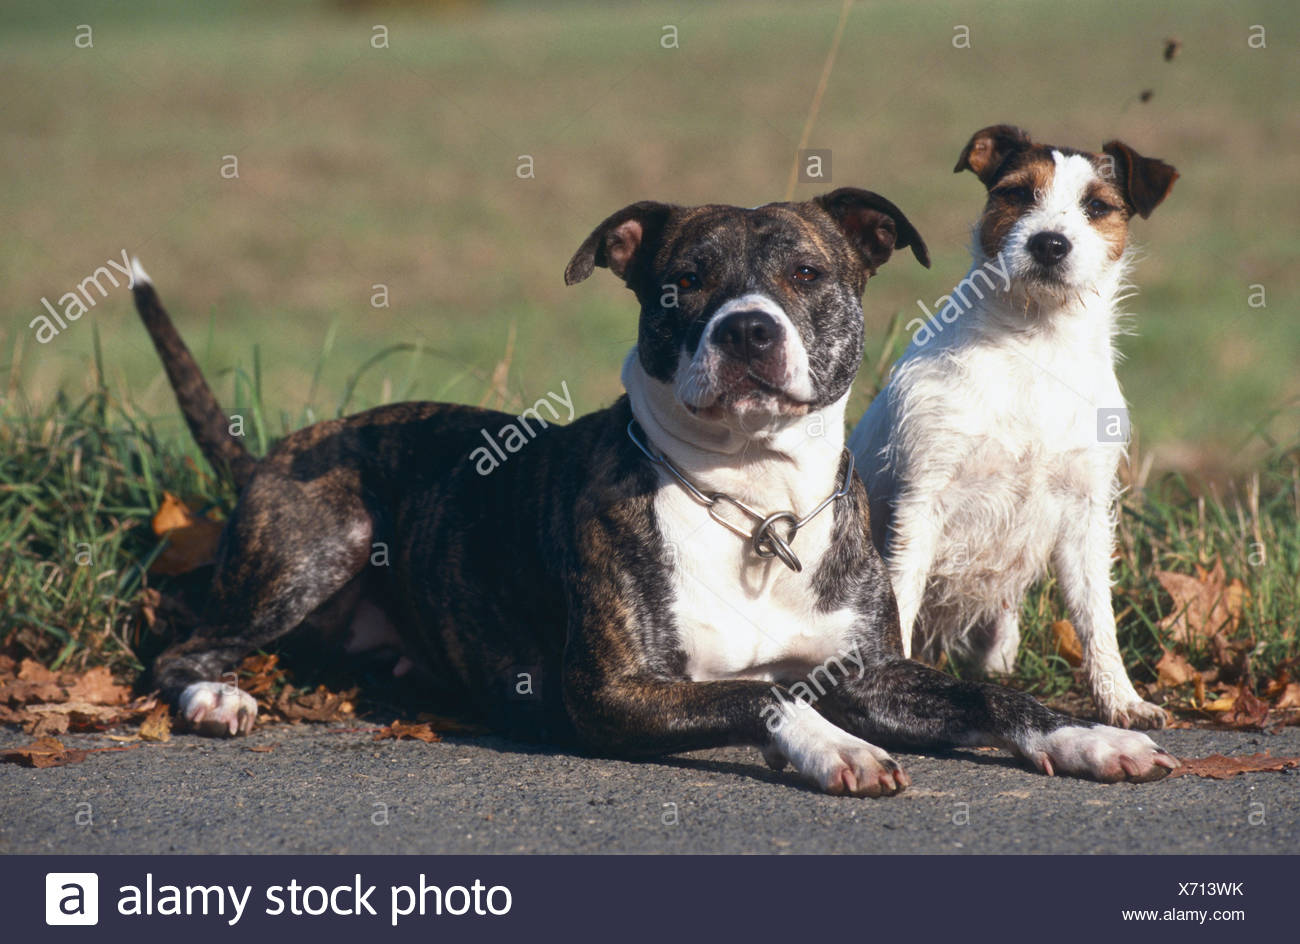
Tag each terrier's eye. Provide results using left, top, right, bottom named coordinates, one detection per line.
left=994, top=186, right=1033, bottom=203
left=792, top=265, right=821, bottom=283
left=1085, top=198, right=1115, bottom=219
left=674, top=273, right=698, bottom=290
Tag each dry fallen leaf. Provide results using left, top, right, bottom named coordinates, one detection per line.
left=64, top=666, right=130, bottom=707
left=1225, top=686, right=1270, bottom=728
left=150, top=491, right=224, bottom=576
left=1205, top=691, right=1237, bottom=712
left=274, top=685, right=357, bottom=723
left=28, top=712, right=71, bottom=737
left=0, top=736, right=89, bottom=769
left=248, top=743, right=277, bottom=753
left=1155, top=648, right=1197, bottom=687
left=239, top=653, right=290, bottom=701
left=1274, top=683, right=1300, bottom=710
left=374, top=721, right=442, bottom=743
left=415, top=713, right=489, bottom=735
left=1156, top=561, right=1246, bottom=647
left=1169, top=752, right=1300, bottom=780
left=1051, top=620, right=1083, bottom=666
left=139, top=703, right=171, bottom=742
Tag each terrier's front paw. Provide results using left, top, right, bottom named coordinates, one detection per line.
left=1098, top=695, right=1169, bottom=730
left=179, top=681, right=258, bottom=736
left=1028, top=724, right=1179, bottom=783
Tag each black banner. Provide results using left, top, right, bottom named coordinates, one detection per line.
left=5, top=854, right=1289, bottom=941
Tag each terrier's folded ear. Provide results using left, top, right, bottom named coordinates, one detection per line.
left=1101, top=140, right=1179, bottom=219
left=955, top=124, right=1033, bottom=186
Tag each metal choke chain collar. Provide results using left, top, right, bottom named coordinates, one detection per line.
left=627, top=420, right=854, bottom=574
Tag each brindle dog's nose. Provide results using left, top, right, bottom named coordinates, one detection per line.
left=1027, top=231, right=1071, bottom=267
left=712, top=310, right=782, bottom=362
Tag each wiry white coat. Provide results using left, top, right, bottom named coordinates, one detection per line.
left=849, top=151, right=1166, bottom=729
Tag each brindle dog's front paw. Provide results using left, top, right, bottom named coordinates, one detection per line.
left=1029, top=724, right=1179, bottom=783
left=769, top=705, right=910, bottom=797
left=179, top=681, right=258, bottom=737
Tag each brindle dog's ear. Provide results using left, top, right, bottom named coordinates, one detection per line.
left=1101, top=140, right=1179, bottom=219
left=954, top=124, right=1032, bottom=186
left=814, top=188, right=930, bottom=274
left=564, top=201, right=676, bottom=286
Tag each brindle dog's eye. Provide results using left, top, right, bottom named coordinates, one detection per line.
left=792, top=265, right=820, bottom=283
left=674, top=273, right=698, bottom=291
left=1085, top=198, right=1114, bottom=219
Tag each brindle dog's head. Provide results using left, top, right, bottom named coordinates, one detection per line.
left=565, top=190, right=929, bottom=424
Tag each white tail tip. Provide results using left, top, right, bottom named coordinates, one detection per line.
left=130, top=256, right=152, bottom=287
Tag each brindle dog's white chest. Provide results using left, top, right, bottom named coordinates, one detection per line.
left=654, top=486, right=857, bottom=683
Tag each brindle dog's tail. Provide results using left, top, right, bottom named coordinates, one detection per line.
left=130, top=258, right=258, bottom=489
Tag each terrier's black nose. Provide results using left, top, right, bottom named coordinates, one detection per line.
left=712, top=310, right=782, bottom=361
left=1027, top=232, right=1071, bottom=266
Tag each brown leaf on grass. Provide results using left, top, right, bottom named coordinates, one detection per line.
left=138, top=703, right=171, bottom=742
left=1274, top=683, right=1300, bottom=710
left=1050, top=620, right=1083, bottom=666
left=1225, top=687, right=1270, bottom=728
left=415, top=713, right=489, bottom=735
left=0, top=677, right=65, bottom=706
left=238, top=653, right=290, bottom=701
left=1202, top=685, right=1271, bottom=729
left=1168, top=752, right=1300, bottom=780
left=18, top=659, right=58, bottom=683
left=149, top=491, right=224, bottom=576
left=1155, top=648, right=1197, bottom=688
left=273, top=685, right=357, bottom=723
left=0, top=737, right=89, bottom=769
left=1155, top=561, right=1246, bottom=647
left=1, top=658, right=67, bottom=707
left=1, top=658, right=160, bottom=735
left=64, top=666, right=131, bottom=707
left=25, top=701, right=130, bottom=734
left=374, top=721, right=442, bottom=743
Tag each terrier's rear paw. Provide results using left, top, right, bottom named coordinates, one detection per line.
left=1029, top=724, right=1179, bottom=783
left=1099, top=696, right=1169, bottom=730
left=179, top=681, right=257, bottom=737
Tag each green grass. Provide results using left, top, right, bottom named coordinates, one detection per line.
left=1, top=338, right=1296, bottom=705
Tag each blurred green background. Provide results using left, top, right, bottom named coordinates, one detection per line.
left=3, top=0, right=1296, bottom=476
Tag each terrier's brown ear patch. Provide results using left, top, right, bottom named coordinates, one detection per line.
left=955, top=124, right=1033, bottom=186
left=1101, top=140, right=1179, bottom=219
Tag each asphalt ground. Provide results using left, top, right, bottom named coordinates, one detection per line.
left=2, top=725, right=1297, bottom=854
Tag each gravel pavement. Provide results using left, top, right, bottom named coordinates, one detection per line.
left=2, top=725, right=1296, bottom=854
